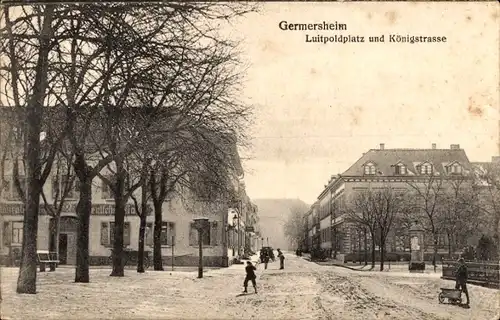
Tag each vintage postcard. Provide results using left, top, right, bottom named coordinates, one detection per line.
left=0, top=1, right=499, bottom=320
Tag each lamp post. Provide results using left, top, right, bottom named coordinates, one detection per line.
left=193, top=217, right=209, bottom=278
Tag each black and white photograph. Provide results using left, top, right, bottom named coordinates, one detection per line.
left=0, top=1, right=499, bottom=319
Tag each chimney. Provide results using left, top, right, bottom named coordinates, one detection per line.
left=432, top=143, right=436, bottom=149
left=450, top=144, right=460, bottom=150
left=380, top=143, right=385, bottom=150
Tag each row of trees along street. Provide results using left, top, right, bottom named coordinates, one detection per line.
left=0, top=3, right=257, bottom=294
left=289, top=172, right=500, bottom=272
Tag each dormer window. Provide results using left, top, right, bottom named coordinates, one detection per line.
left=419, top=163, right=433, bottom=175
left=395, top=163, right=407, bottom=175
left=447, top=162, right=463, bottom=175
left=364, top=162, right=376, bottom=175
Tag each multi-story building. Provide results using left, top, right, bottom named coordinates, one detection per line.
left=303, top=143, right=479, bottom=261
left=0, top=108, right=258, bottom=267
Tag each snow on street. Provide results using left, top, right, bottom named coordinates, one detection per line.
left=1, top=253, right=499, bottom=320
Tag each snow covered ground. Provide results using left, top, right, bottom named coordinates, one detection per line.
left=1, top=254, right=499, bottom=320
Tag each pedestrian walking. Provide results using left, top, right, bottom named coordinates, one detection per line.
left=277, top=249, right=285, bottom=270
left=243, top=261, right=257, bottom=294
left=262, top=250, right=270, bottom=269
left=454, top=258, right=470, bottom=307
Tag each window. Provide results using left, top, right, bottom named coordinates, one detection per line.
left=161, top=222, right=175, bottom=246
left=1, top=179, right=10, bottom=200
left=419, top=163, right=433, bottom=175
left=10, top=126, right=23, bottom=146
left=364, top=163, right=376, bottom=175
left=395, top=163, right=407, bottom=175
left=3, top=221, right=23, bottom=245
left=101, top=177, right=114, bottom=199
left=4, top=176, right=26, bottom=201
left=448, top=163, right=462, bottom=175
left=189, top=221, right=218, bottom=246
left=52, top=176, right=79, bottom=200
left=144, top=222, right=175, bottom=246
left=100, top=221, right=131, bottom=247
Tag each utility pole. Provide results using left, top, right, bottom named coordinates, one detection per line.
left=193, top=218, right=209, bottom=279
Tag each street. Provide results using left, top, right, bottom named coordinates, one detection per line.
left=1, top=253, right=499, bottom=320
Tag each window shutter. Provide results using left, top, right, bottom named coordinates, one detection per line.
left=146, top=222, right=153, bottom=246
left=3, top=222, right=11, bottom=246
left=100, top=222, right=108, bottom=245
left=2, top=179, right=10, bottom=200
left=52, top=176, right=59, bottom=200
left=171, top=222, right=176, bottom=246
left=210, top=222, right=218, bottom=246
left=160, top=222, right=169, bottom=245
left=167, top=223, right=175, bottom=246
left=124, top=222, right=131, bottom=246
left=110, top=222, right=115, bottom=246
left=189, top=223, right=197, bottom=246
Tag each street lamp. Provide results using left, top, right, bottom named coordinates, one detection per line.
left=193, top=217, right=210, bottom=278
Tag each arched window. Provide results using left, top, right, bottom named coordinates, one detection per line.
left=449, top=163, right=462, bottom=175
left=395, top=163, right=407, bottom=175
left=364, top=163, right=376, bottom=175
left=419, top=163, right=433, bottom=175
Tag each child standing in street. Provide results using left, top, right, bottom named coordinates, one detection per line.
left=243, top=261, right=258, bottom=294
left=277, top=249, right=285, bottom=270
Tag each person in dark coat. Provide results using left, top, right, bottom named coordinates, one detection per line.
left=277, top=249, right=285, bottom=270
left=243, top=261, right=257, bottom=293
left=455, top=258, right=470, bottom=306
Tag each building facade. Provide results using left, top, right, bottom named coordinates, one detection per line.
left=0, top=110, right=259, bottom=268
left=1, top=165, right=258, bottom=267
left=303, top=143, right=481, bottom=262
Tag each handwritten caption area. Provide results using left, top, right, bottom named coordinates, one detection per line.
left=278, top=21, right=448, bottom=44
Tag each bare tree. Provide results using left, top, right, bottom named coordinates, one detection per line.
left=129, top=156, right=151, bottom=273
left=373, top=187, right=408, bottom=271
left=283, top=202, right=310, bottom=250
left=437, top=177, right=481, bottom=257
left=2, top=2, right=255, bottom=285
left=40, top=151, right=76, bottom=271
left=344, top=190, right=379, bottom=270
left=406, top=175, right=447, bottom=268
left=0, top=5, right=68, bottom=294
left=473, top=162, right=500, bottom=259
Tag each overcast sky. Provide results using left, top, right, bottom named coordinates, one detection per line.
left=228, top=2, right=499, bottom=204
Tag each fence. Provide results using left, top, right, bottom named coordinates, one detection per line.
left=441, top=260, right=499, bottom=288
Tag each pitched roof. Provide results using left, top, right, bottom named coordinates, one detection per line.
left=341, top=148, right=472, bottom=177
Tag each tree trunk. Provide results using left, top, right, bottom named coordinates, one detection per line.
left=433, top=234, right=438, bottom=269
left=370, top=231, right=376, bottom=270
left=16, top=181, right=41, bottom=294
left=380, top=234, right=385, bottom=271
left=49, top=216, right=60, bottom=271
left=137, top=197, right=147, bottom=273
left=153, top=202, right=163, bottom=270
left=15, top=4, right=55, bottom=295
left=110, top=198, right=126, bottom=277
left=363, top=228, right=368, bottom=266
left=356, top=229, right=360, bottom=264
left=75, top=176, right=92, bottom=283
left=447, top=233, right=453, bottom=258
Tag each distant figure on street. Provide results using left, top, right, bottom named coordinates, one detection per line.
left=262, top=250, right=270, bottom=269
left=277, top=249, right=285, bottom=270
left=243, top=261, right=257, bottom=294
left=455, top=258, right=470, bottom=307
